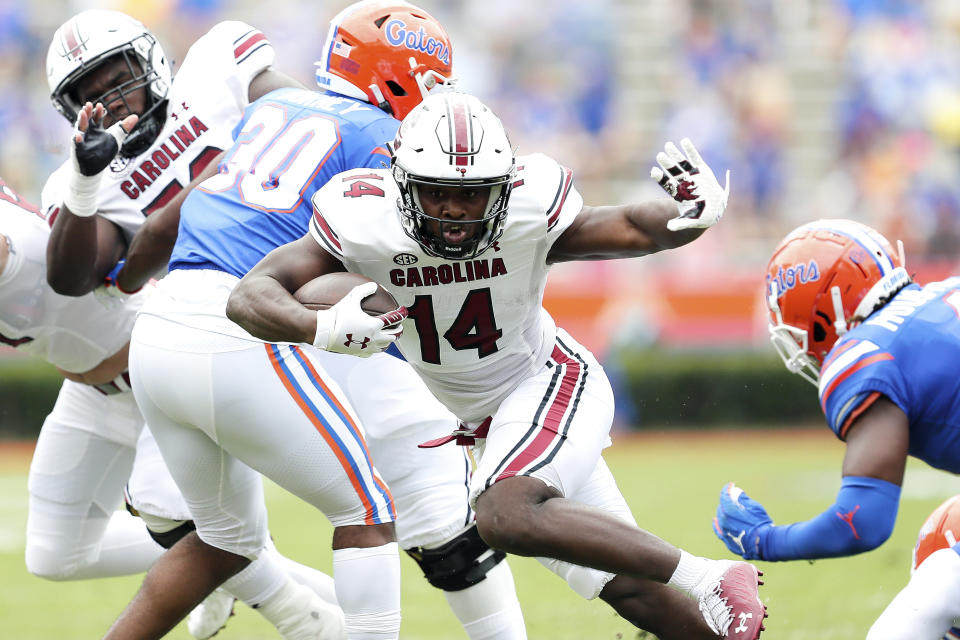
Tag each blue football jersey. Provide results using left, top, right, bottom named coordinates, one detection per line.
left=169, top=88, right=397, bottom=277
left=818, top=277, right=960, bottom=472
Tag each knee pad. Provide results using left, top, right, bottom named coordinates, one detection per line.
left=147, top=519, right=196, bottom=550
left=405, top=525, right=506, bottom=592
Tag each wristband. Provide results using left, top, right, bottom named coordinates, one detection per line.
left=64, top=170, right=102, bottom=218
left=313, top=308, right=334, bottom=349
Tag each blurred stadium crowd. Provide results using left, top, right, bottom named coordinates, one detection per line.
left=3, top=0, right=960, bottom=344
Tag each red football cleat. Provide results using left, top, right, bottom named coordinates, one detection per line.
left=697, top=561, right=767, bottom=639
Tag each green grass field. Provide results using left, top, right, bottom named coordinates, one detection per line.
left=2, top=428, right=959, bottom=639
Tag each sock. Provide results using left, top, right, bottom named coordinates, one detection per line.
left=443, top=561, right=527, bottom=639
left=220, top=546, right=288, bottom=607
left=666, top=550, right=713, bottom=598
left=333, top=543, right=401, bottom=640
left=263, top=538, right=338, bottom=604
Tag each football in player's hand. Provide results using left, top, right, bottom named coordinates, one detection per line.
left=294, top=272, right=400, bottom=316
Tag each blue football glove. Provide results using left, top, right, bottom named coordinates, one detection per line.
left=713, top=482, right=772, bottom=560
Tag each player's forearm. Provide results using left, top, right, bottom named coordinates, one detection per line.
left=226, top=276, right=316, bottom=344
left=118, top=152, right=223, bottom=292
left=760, top=476, right=900, bottom=561
left=46, top=210, right=103, bottom=295
left=625, top=199, right=706, bottom=251
left=117, top=216, right=178, bottom=292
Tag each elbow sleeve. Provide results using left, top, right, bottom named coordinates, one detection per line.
left=761, top=475, right=900, bottom=561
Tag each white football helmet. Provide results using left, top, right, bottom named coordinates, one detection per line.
left=391, top=92, right=515, bottom=260
left=46, top=10, right=171, bottom=157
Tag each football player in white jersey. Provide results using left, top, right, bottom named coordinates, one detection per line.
left=228, top=91, right=768, bottom=640
left=35, top=10, right=348, bottom=640
left=104, top=4, right=527, bottom=640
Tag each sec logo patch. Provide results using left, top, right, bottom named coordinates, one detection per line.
left=394, top=253, right=418, bottom=265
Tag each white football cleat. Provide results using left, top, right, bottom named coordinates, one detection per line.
left=187, top=588, right=236, bottom=639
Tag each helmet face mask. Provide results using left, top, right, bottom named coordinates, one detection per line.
left=391, top=92, right=515, bottom=261
left=315, top=1, right=455, bottom=120
left=765, top=219, right=910, bottom=386
left=47, top=10, right=171, bottom=157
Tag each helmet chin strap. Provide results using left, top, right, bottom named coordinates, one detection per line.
left=830, top=285, right=848, bottom=337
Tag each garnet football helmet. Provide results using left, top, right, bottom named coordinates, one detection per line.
left=913, top=495, right=960, bottom=572
left=766, top=219, right=910, bottom=385
left=47, top=10, right=171, bottom=157
left=391, top=92, right=515, bottom=260
left=315, top=1, right=454, bottom=120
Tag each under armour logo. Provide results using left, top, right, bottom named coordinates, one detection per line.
left=343, top=334, right=371, bottom=349
left=727, top=530, right=747, bottom=555
left=734, top=612, right=753, bottom=633
left=491, top=241, right=502, bottom=252
left=676, top=178, right=699, bottom=201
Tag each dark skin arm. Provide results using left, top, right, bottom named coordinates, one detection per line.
left=46, top=109, right=138, bottom=296
left=247, top=67, right=305, bottom=101
left=226, top=234, right=345, bottom=343
left=840, top=395, right=910, bottom=485
left=546, top=199, right=707, bottom=263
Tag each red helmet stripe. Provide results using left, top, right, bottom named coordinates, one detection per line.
left=452, top=100, right=469, bottom=167
left=63, top=17, right=82, bottom=60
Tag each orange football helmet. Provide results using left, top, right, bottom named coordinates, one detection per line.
left=914, top=495, right=960, bottom=572
left=766, top=219, right=910, bottom=385
left=315, top=1, right=454, bottom=120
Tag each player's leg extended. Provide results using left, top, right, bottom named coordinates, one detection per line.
left=320, top=349, right=526, bottom=639
left=533, top=458, right=718, bottom=639
left=25, top=380, right=164, bottom=580
left=472, top=331, right=764, bottom=638
left=212, top=343, right=400, bottom=640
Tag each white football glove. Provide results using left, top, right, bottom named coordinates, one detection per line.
left=650, top=138, right=730, bottom=232
left=313, top=282, right=406, bottom=358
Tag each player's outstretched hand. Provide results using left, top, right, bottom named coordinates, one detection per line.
left=72, top=102, right=138, bottom=177
left=713, top=482, right=772, bottom=561
left=314, top=282, right=407, bottom=358
left=650, top=137, right=730, bottom=231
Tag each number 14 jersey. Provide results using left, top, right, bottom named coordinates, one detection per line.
left=309, top=154, right=584, bottom=423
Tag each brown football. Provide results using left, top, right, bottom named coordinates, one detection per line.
left=294, top=272, right=400, bottom=316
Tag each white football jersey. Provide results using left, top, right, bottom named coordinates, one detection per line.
left=0, top=197, right=145, bottom=373
left=41, top=21, right=275, bottom=243
left=310, top=152, right=583, bottom=422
